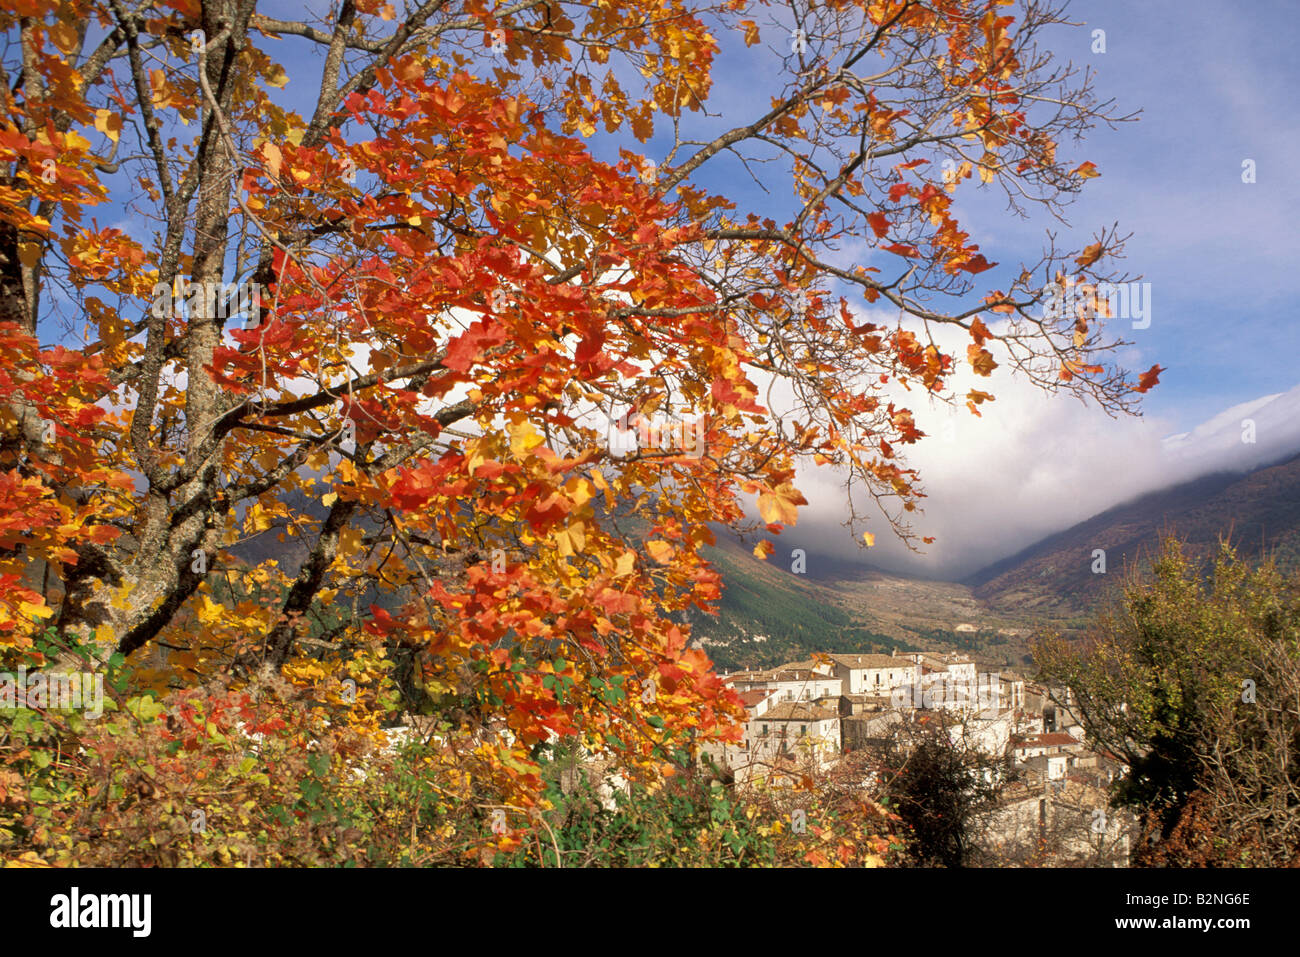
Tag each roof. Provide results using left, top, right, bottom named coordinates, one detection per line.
left=781, top=658, right=832, bottom=672
left=725, top=669, right=775, bottom=683
left=755, top=702, right=839, bottom=722
left=917, top=654, right=976, bottom=673
left=1019, top=753, right=1068, bottom=766
left=1011, top=732, right=1081, bottom=750
left=827, top=653, right=915, bottom=670
left=770, top=667, right=828, bottom=682
left=738, top=689, right=772, bottom=709
left=727, top=666, right=838, bottom=684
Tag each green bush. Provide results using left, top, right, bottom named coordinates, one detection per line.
left=1036, top=537, right=1300, bottom=866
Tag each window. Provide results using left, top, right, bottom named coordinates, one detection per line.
left=761, top=724, right=768, bottom=735
left=800, top=725, right=806, bottom=736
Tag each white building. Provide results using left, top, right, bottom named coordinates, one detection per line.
left=827, top=653, right=919, bottom=697
left=747, top=702, right=842, bottom=770
left=1010, top=731, right=1085, bottom=762
left=949, top=708, right=1015, bottom=756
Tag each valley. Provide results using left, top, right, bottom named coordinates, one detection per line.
left=692, top=450, right=1300, bottom=674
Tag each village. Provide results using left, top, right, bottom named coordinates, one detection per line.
left=699, top=651, right=1139, bottom=865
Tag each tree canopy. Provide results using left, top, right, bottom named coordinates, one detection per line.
left=0, top=0, right=1156, bottom=862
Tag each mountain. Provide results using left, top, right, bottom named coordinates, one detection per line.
left=964, top=451, right=1300, bottom=620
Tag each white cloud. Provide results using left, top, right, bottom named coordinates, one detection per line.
left=759, top=319, right=1300, bottom=580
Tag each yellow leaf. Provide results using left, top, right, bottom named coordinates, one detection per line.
left=967, top=344, right=998, bottom=376
left=613, top=551, right=636, bottom=577
left=1075, top=242, right=1104, bottom=268
left=94, top=109, right=121, bottom=143
left=321, top=492, right=338, bottom=507
left=196, top=594, right=224, bottom=626
left=646, top=540, right=673, bottom=564
left=337, top=525, right=363, bottom=559
left=565, top=476, right=594, bottom=506
left=507, top=418, right=544, bottom=458
left=863, top=531, right=875, bottom=547
left=248, top=503, right=273, bottom=532
left=48, top=20, right=79, bottom=56
left=757, top=482, right=807, bottom=526
left=262, top=142, right=283, bottom=181
left=554, top=521, right=586, bottom=556
left=18, top=600, right=52, bottom=620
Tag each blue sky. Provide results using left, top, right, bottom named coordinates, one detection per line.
left=679, top=0, right=1300, bottom=434
left=1005, top=0, right=1300, bottom=430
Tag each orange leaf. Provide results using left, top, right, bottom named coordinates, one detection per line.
left=1132, top=364, right=1164, bottom=393
left=967, top=344, right=997, bottom=376
left=646, top=540, right=674, bottom=563
left=1075, top=242, right=1104, bottom=268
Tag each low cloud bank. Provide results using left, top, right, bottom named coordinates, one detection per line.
left=762, top=324, right=1300, bottom=581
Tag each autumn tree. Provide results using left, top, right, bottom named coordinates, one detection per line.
left=1, top=0, right=1157, bottom=857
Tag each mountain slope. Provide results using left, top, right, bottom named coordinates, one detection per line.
left=965, top=452, right=1300, bottom=619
